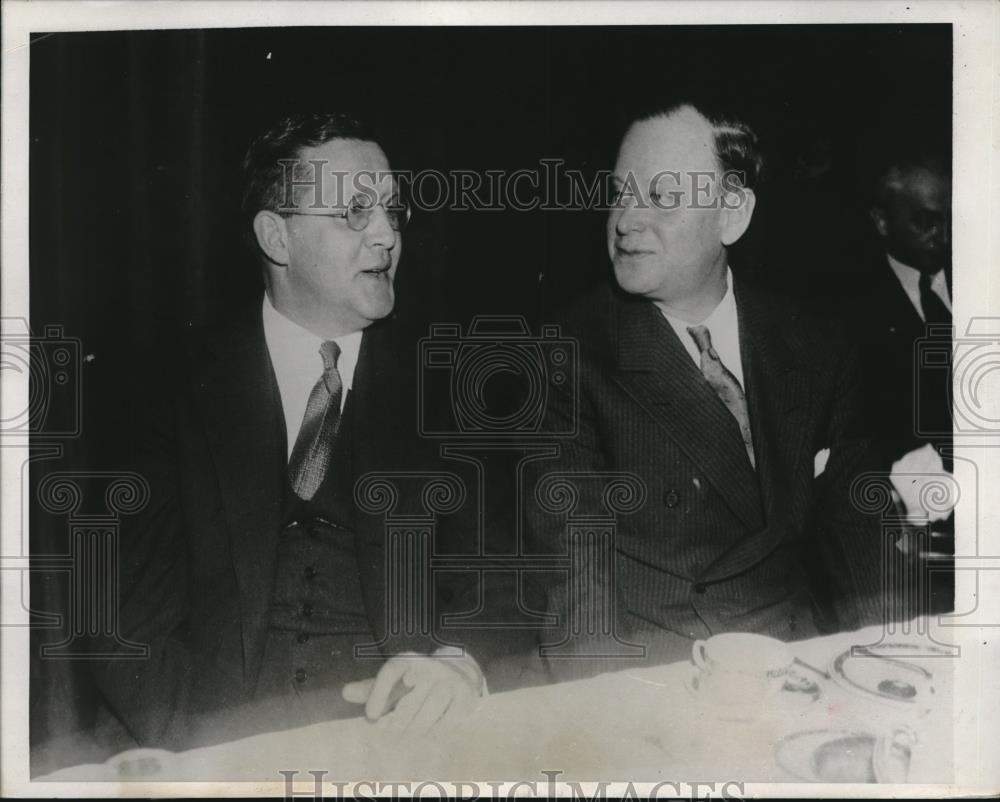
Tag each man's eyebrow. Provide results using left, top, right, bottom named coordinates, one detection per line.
left=349, top=185, right=401, bottom=205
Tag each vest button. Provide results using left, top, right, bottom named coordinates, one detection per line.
left=304, top=565, right=318, bottom=580
left=294, top=668, right=307, bottom=683
left=297, top=632, right=310, bottom=644
left=693, top=582, right=707, bottom=594
left=301, top=602, right=313, bottom=618
left=664, top=490, right=680, bottom=508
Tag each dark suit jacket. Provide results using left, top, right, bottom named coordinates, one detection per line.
left=848, top=254, right=953, bottom=469
left=525, top=279, right=891, bottom=679
left=90, top=305, right=531, bottom=750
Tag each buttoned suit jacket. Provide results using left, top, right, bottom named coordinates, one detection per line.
left=90, top=303, right=529, bottom=750
left=525, top=279, right=890, bottom=680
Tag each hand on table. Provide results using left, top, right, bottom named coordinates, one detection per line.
left=342, top=648, right=485, bottom=739
left=889, top=444, right=952, bottom=523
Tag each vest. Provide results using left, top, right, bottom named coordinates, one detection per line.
left=254, top=390, right=380, bottom=724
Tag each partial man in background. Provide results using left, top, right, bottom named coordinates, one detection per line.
left=857, top=147, right=953, bottom=466
left=849, top=146, right=954, bottom=611
left=526, top=98, right=899, bottom=680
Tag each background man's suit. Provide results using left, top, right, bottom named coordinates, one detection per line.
left=91, top=303, right=526, bottom=751
left=848, top=254, right=953, bottom=468
left=526, top=278, right=889, bottom=679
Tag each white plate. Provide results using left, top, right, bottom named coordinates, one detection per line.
left=775, top=728, right=879, bottom=782
left=683, top=668, right=820, bottom=721
left=828, top=642, right=950, bottom=710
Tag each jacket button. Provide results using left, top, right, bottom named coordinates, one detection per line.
left=301, top=602, right=313, bottom=618
left=304, top=565, right=318, bottom=580
left=693, top=582, right=707, bottom=594
left=294, top=668, right=307, bottom=683
left=297, top=632, right=310, bottom=644
left=664, top=490, right=680, bottom=508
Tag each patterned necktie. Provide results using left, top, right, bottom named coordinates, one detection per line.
left=919, top=270, right=951, bottom=326
left=288, top=340, right=343, bottom=500
left=686, top=325, right=756, bottom=469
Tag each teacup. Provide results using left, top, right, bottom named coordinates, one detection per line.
left=691, top=633, right=794, bottom=714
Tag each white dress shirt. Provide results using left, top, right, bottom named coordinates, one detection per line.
left=262, top=296, right=363, bottom=459
left=886, top=253, right=952, bottom=322
left=655, top=267, right=745, bottom=389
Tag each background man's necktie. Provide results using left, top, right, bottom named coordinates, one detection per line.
left=687, top=325, right=756, bottom=468
left=919, top=270, right=951, bottom=325
left=288, top=340, right=343, bottom=500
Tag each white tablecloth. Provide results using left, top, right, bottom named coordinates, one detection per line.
left=39, top=620, right=954, bottom=784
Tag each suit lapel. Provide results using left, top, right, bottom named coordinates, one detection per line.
left=611, top=294, right=765, bottom=530
left=348, top=319, right=426, bottom=649
left=349, top=326, right=386, bottom=646
left=701, top=281, right=815, bottom=578
left=875, top=261, right=926, bottom=337
left=192, top=314, right=285, bottom=680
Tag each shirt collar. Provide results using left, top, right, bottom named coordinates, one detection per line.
left=885, top=253, right=951, bottom=320
left=262, top=293, right=324, bottom=358
left=655, top=267, right=737, bottom=332
left=654, top=267, right=744, bottom=388
left=261, top=295, right=363, bottom=392
left=886, top=252, right=922, bottom=293
left=698, top=267, right=738, bottom=333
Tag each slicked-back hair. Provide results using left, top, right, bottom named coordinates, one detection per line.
left=241, top=111, right=378, bottom=246
left=630, top=98, right=764, bottom=193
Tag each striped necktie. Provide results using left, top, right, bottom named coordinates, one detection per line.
left=687, top=325, right=756, bottom=469
left=288, top=340, right=343, bottom=500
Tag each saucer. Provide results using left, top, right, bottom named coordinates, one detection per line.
left=775, top=728, right=879, bottom=782
left=683, top=669, right=819, bottom=721
left=828, top=642, right=949, bottom=710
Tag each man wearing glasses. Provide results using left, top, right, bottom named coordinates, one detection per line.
left=90, top=112, right=499, bottom=752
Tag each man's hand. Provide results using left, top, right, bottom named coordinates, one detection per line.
left=889, top=443, right=953, bottom=523
left=342, top=649, right=484, bottom=738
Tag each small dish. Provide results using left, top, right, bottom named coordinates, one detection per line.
left=828, top=642, right=949, bottom=710
left=776, top=729, right=878, bottom=782
left=683, top=668, right=819, bottom=721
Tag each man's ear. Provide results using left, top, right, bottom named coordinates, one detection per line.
left=252, top=210, right=291, bottom=266
left=720, top=187, right=757, bottom=247
left=869, top=206, right=889, bottom=239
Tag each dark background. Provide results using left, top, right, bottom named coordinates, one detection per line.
left=28, top=25, right=951, bottom=767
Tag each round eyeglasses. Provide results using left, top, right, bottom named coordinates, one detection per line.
left=282, top=193, right=411, bottom=232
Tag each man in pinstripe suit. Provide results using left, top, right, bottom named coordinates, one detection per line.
left=527, top=100, right=891, bottom=681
